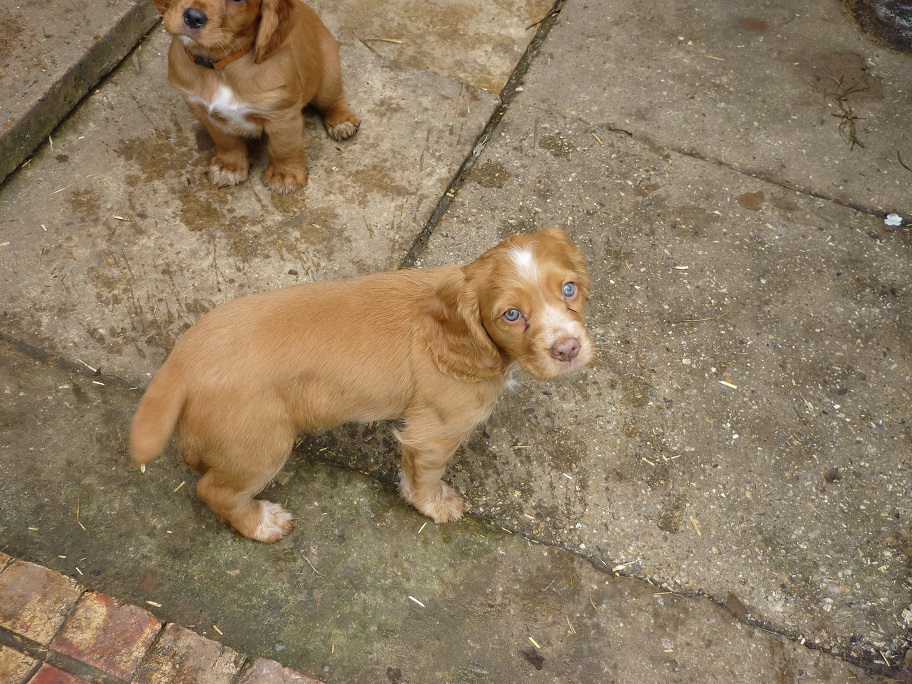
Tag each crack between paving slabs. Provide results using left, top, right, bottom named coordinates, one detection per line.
left=673, top=147, right=907, bottom=221
left=389, top=0, right=910, bottom=674
left=486, top=515, right=910, bottom=680
left=399, top=0, right=570, bottom=269
left=4, top=2, right=906, bottom=678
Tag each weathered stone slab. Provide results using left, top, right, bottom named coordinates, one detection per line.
left=0, top=28, right=497, bottom=384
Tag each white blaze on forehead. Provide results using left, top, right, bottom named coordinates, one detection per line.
left=509, top=246, right=539, bottom=280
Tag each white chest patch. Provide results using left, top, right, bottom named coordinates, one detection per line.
left=184, top=84, right=262, bottom=137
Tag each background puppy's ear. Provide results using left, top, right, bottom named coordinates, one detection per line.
left=424, top=270, right=503, bottom=382
left=254, top=0, right=295, bottom=63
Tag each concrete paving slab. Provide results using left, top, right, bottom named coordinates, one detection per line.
left=522, top=0, right=912, bottom=217
left=0, top=339, right=886, bottom=683
left=327, top=0, right=553, bottom=93
left=407, top=93, right=912, bottom=669
left=0, top=0, right=909, bottom=680
left=0, top=26, right=497, bottom=384
left=0, top=0, right=159, bottom=184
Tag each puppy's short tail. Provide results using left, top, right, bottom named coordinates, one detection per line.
left=129, top=363, right=187, bottom=466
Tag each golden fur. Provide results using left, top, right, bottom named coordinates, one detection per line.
left=130, top=229, right=594, bottom=542
left=152, top=0, right=359, bottom=192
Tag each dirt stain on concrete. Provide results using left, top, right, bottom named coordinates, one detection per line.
left=538, top=133, right=577, bottom=158
left=177, top=187, right=230, bottom=233
left=66, top=188, right=103, bottom=223
left=620, top=374, right=651, bottom=409
left=117, top=131, right=200, bottom=185
left=347, top=162, right=412, bottom=198
left=737, top=190, right=766, bottom=211
left=811, top=52, right=884, bottom=99
left=657, top=493, right=688, bottom=533
left=472, top=160, right=512, bottom=188
left=740, top=17, right=768, bottom=32
left=0, top=11, right=24, bottom=61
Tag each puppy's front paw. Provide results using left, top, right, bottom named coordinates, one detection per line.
left=251, top=501, right=295, bottom=543
left=427, top=484, right=468, bottom=522
left=326, top=117, right=360, bottom=141
left=209, top=155, right=249, bottom=187
left=323, top=104, right=360, bottom=141
left=263, top=161, right=308, bottom=194
left=401, top=478, right=468, bottom=523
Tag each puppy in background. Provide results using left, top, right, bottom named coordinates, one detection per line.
left=130, top=229, right=594, bottom=542
left=152, top=0, right=360, bottom=193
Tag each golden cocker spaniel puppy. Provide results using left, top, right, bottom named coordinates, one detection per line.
left=130, top=229, right=594, bottom=542
left=152, top=0, right=360, bottom=192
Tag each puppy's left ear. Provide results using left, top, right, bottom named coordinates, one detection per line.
left=537, top=227, right=591, bottom=300
left=255, top=0, right=295, bottom=63
left=423, top=270, right=503, bottom=382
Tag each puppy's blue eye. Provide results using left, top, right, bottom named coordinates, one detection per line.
left=562, top=282, right=577, bottom=298
left=503, top=308, right=522, bottom=322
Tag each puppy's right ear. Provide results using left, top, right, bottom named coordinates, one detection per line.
left=423, top=270, right=503, bottom=382
left=151, top=0, right=170, bottom=15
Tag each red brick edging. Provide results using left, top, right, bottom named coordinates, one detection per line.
left=0, top=552, right=322, bottom=684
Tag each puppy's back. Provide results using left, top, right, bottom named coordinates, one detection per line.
left=135, top=267, right=458, bottom=442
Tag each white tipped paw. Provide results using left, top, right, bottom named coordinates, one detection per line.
left=401, top=479, right=467, bottom=523
left=208, top=161, right=248, bottom=187
left=327, top=119, right=360, bottom=141
left=262, top=162, right=307, bottom=194
left=252, top=501, right=295, bottom=543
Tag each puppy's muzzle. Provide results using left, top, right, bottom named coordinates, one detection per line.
left=183, top=7, right=207, bottom=29
left=551, top=337, right=581, bottom=363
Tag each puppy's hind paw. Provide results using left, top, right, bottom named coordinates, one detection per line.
left=251, top=501, right=295, bottom=543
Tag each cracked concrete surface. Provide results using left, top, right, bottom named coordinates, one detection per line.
left=1, top=0, right=911, bottom=681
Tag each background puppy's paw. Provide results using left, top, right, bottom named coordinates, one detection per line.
left=263, top=162, right=308, bottom=194
left=324, top=108, right=361, bottom=141
left=251, top=501, right=295, bottom=543
left=326, top=118, right=360, bottom=141
left=209, top=158, right=249, bottom=187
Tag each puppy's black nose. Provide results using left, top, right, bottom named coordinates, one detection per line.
left=183, top=7, right=208, bottom=29
left=551, top=337, right=580, bottom=362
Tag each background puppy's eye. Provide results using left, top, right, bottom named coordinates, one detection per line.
left=562, top=282, right=577, bottom=298
left=503, top=308, right=522, bottom=322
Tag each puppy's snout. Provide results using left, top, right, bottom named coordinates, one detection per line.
left=551, top=337, right=580, bottom=363
left=183, top=7, right=208, bottom=29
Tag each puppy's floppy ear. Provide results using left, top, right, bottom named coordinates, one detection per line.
left=537, top=227, right=591, bottom=300
left=254, top=0, right=295, bottom=64
left=151, top=0, right=170, bottom=15
left=424, top=269, right=503, bottom=382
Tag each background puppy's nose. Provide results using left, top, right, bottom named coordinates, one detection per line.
left=551, top=337, right=580, bottom=362
left=183, top=7, right=208, bottom=29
